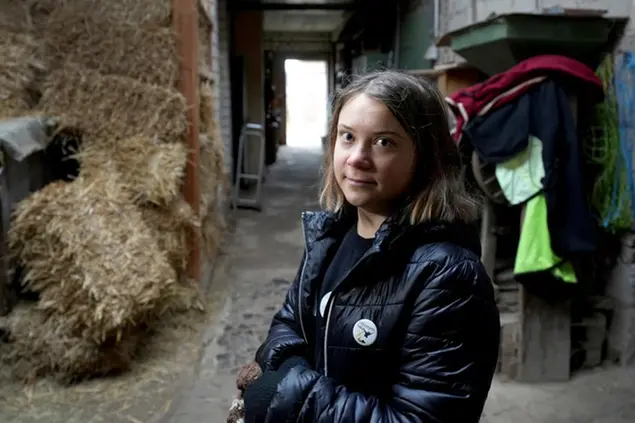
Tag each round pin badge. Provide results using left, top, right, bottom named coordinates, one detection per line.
left=352, top=319, right=378, bottom=346
left=319, top=291, right=332, bottom=317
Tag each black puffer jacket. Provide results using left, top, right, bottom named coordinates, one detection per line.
left=254, top=210, right=500, bottom=423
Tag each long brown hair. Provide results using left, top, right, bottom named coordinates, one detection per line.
left=320, top=70, right=480, bottom=224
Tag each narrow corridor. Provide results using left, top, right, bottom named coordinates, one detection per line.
left=168, top=146, right=323, bottom=422
left=168, top=146, right=635, bottom=423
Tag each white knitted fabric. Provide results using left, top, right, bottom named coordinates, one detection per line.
left=227, top=397, right=245, bottom=423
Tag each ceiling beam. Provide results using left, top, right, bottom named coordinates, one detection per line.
left=229, top=2, right=357, bottom=11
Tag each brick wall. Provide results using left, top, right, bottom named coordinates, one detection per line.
left=210, top=0, right=233, bottom=173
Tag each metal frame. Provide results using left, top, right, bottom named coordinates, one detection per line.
left=233, top=123, right=266, bottom=211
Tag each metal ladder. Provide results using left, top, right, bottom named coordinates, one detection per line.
left=232, top=123, right=265, bottom=211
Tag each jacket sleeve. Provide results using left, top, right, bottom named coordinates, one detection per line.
left=263, top=259, right=501, bottom=423
left=255, top=252, right=309, bottom=372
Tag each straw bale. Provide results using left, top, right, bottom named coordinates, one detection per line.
left=78, top=136, right=189, bottom=206
left=139, top=198, right=205, bottom=313
left=8, top=176, right=178, bottom=343
left=140, top=198, right=200, bottom=276
left=0, top=30, right=47, bottom=112
left=45, top=22, right=179, bottom=87
left=40, top=0, right=172, bottom=29
left=37, top=63, right=188, bottom=141
left=0, top=0, right=34, bottom=32
left=0, top=304, right=139, bottom=384
left=199, top=133, right=228, bottom=214
left=199, top=132, right=228, bottom=259
left=200, top=81, right=218, bottom=140
left=26, top=0, right=57, bottom=16
left=198, top=11, right=212, bottom=71
left=201, top=209, right=224, bottom=260
left=0, top=96, right=33, bottom=119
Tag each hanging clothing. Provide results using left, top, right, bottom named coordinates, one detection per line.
left=515, top=194, right=577, bottom=284
left=446, top=55, right=603, bottom=143
left=495, top=135, right=545, bottom=205
left=464, top=79, right=597, bottom=257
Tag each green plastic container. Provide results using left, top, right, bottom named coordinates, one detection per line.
left=438, top=13, right=629, bottom=76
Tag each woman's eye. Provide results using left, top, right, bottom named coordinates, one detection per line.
left=341, top=132, right=353, bottom=141
left=375, top=138, right=393, bottom=147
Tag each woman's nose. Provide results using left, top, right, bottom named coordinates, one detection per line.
left=346, top=143, right=372, bottom=169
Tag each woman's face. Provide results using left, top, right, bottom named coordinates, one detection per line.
left=333, top=93, right=416, bottom=216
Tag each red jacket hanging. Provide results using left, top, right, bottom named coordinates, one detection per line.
left=446, top=55, right=604, bottom=143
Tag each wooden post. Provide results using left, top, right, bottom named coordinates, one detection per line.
left=517, top=96, right=577, bottom=382
left=173, top=0, right=201, bottom=283
left=518, top=284, right=571, bottom=382
left=480, top=199, right=497, bottom=281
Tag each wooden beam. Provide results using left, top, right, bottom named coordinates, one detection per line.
left=517, top=194, right=571, bottom=381
left=518, top=283, right=571, bottom=382
left=173, top=0, right=201, bottom=283
left=480, top=199, right=497, bottom=281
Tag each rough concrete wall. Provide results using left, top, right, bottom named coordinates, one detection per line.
left=263, top=31, right=332, bottom=54
left=443, top=0, right=630, bottom=33
left=436, top=0, right=466, bottom=65
left=607, top=1, right=635, bottom=367
left=397, top=0, right=435, bottom=70
left=205, top=0, right=232, bottom=217
left=617, top=0, right=635, bottom=52
left=607, top=235, right=635, bottom=366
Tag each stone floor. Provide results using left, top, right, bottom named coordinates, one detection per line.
left=166, top=145, right=635, bottom=423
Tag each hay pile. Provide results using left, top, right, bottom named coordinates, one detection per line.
left=0, top=0, right=227, bottom=383
left=0, top=30, right=47, bottom=118
left=0, top=0, right=35, bottom=32
left=8, top=177, right=178, bottom=342
left=78, top=136, right=189, bottom=206
left=52, top=23, right=179, bottom=86
left=1, top=304, right=140, bottom=384
left=140, top=199, right=200, bottom=278
left=38, top=0, right=172, bottom=28
left=0, top=0, right=49, bottom=118
left=198, top=5, right=213, bottom=70
left=38, top=64, right=188, bottom=142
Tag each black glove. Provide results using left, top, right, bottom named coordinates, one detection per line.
left=243, top=356, right=309, bottom=423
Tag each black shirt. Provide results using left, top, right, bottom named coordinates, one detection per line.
left=314, top=225, right=374, bottom=369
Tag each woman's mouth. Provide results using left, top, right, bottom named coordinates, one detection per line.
left=346, top=177, right=376, bottom=186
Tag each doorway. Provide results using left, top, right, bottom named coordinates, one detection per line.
left=284, top=59, right=329, bottom=149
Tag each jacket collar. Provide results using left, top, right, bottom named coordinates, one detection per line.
left=300, top=209, right=482, bottom=257
left=300, top=208, right=411, bottom=252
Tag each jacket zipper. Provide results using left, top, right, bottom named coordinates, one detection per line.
left=323, top=294, right=336, bottom=377
left=297, top=213, right=309, bottom=343
left=322, top=247, right=379, bottom=376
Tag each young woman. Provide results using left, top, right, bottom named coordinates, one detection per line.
left=242, top=70, right=501, bottom=423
